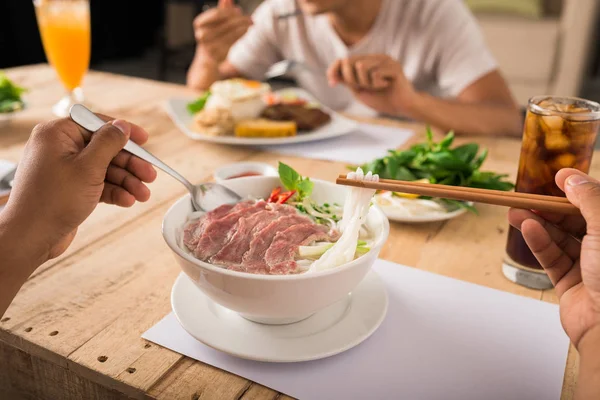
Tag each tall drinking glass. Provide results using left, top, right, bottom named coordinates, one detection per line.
left=34, top=0, right=91, bottom=117
left=503, top=96, right=600, bottom=289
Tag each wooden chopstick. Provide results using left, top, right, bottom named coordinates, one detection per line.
left=375, top=177, right=571, bottom=203
left=336, top=176, right=580, bottom=215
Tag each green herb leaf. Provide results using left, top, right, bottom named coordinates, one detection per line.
left=437, top=131, right=455, bottom=149
left=186, top=91, right=211, bottom=114
left=451, top=143, right=479, bottom=164
left=0, top=72, right=27, bottom=114
left=297, top=178, right=314, bottom=199
left=278, top=162, right=301, bottom=191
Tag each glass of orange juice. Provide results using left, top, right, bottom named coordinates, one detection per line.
left=34, top=0, right=91, bottom=117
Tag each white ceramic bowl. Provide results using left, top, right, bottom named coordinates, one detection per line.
left=213, top=162, right=278, bottom=184
left=162, top=176, right=390, bottom=325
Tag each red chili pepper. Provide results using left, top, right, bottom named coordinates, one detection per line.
left=268, top=187, right=282, bottom=203
left=277, top=190, right=296, bottom=204
left=267, top=187, right=296, bottom=204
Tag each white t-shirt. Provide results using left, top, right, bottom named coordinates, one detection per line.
left=228, top=0, right=497, bottom=116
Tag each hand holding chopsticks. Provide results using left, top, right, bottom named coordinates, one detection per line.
left=336, top=175, right=580, bottom=215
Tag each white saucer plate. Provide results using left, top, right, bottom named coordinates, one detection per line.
left=165, top=88, right=358, bottom=146
left=171, top=270, right=388, bottom=363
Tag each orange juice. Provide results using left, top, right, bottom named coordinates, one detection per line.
left=35, top=1, right=90, bottom=91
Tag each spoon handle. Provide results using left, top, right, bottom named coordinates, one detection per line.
left=69, top=104, right=195, bottom=192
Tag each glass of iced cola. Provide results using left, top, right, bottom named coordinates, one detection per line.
left=504, top=96, right=600, bottom=289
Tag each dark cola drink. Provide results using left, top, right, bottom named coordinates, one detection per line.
left=503, top=96, right=600, bottom=289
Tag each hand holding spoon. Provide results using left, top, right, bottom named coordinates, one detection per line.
left=69, top=104, right=241, bottom=211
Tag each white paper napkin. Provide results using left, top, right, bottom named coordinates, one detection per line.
left=256, top=123, right=414, bottom=164
left=143, top=260, right=570, bottom=400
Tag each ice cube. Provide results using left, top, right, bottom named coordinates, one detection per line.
left=544, top=132, right=570, bottom=151
left=540, top=115, right=564, bottom=131
left=550, top=154, right=576, bottom=170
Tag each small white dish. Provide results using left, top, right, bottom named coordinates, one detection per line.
left=165, top=88, right=358, bottom=146
left=171, top=270, right=388, bottom=362
left=213, top=162, right=278, bottom=183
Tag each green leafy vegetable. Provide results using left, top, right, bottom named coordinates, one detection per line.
left=356, top=126, right=514, bottom=213
left=0, top=72, right=26, bottom=113
left=278, top=162, right=314, bottom=201
left=186, top=91, right=211, bottom=114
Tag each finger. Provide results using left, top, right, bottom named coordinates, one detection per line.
left=529, top=211, right=586, bottom=240
left=196, top=16, right=252, bottom=43
left=520, top=219, right=582, bottom=297
left=93, top=113, right=149, bottom=146
left=194, top=8, right=240, bottom=31
left=219, top=0, right=234, bottom=9
left=508, top=209, right=581, bottom=259
left=340, top=59, right=358, bottom=87
left=80, top=120, right=130, bottom=168
left=111, top=152, right=157, bottom=183
left=354, top=59, right=378, bottom=88
left=327, top=59, right=343, bottom=86
left=371, top=70, right=393, bottom=90
left=563, top=174, right=600, bottom=236
left=556, top=168, right=599, bottom=192
left=221, top=22, right=252, bottom=47
left=100, top=182, right=136, bottom=207
left=105, top=165, right=152, bottom=202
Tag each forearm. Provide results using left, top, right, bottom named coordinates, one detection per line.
left=186, top=46, right=222, bottom=91
left=575, top=325, right=600, bottom=400
left=407, top=92, right=523, bottom=137
left=0, top=213, right=47, bottom=316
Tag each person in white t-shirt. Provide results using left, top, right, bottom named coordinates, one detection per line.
left=187, top=0, right=522, bottom=137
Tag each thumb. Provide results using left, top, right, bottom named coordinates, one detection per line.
left=80, top=119, right=130, bottom=168
left=218, top=0, right=233, bottom=9
left=564, top=174, right=600, bottom=235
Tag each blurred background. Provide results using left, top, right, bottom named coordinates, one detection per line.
left=1, top=0, right=599, bottom=106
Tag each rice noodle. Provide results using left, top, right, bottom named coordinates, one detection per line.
left=309, top=168, right=377, bottom=272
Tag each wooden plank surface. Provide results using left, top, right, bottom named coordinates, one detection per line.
left=0, top=65, right=584, bottom=400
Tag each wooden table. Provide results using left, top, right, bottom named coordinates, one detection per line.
left=0, top=65, right=587, bottom=400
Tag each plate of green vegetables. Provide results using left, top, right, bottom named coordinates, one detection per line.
left=358, top=128, right=514, bottom=223
left=0, top=72, right=27, bottom=123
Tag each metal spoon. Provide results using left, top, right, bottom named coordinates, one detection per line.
left=69, top=104, right=241, bottom=212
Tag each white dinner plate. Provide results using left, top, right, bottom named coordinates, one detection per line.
left=165, top=88, right=358, bottom=146
left=171, top=270, right=388, bottom=363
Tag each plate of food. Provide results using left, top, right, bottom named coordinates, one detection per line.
left=360, top=128, right=514, bottom=223
left=165, top=79, right=358, bottom=145
left=0, top=72, right=27, bottom=125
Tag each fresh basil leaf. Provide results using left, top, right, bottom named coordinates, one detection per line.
left=426, top=126, right=434, bottom=150
left=386, top=157, right=399, bottom=179
left=425, top=152, right=470, bottom=171
left=394, top=150, right=417, bottom=165
left=451, top=143, right=479, bottom=164
left=395, top=166, right=417, bottom=181
left=438, top=131, right=455, bottom=149
left=297, top=178, right=314, bottom=198
left=472, top=148, right=488, bottom=169
left=278, top=162, right=301, bottom=191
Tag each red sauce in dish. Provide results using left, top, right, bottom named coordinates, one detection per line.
left=227, top=171, right=262, bottom=179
